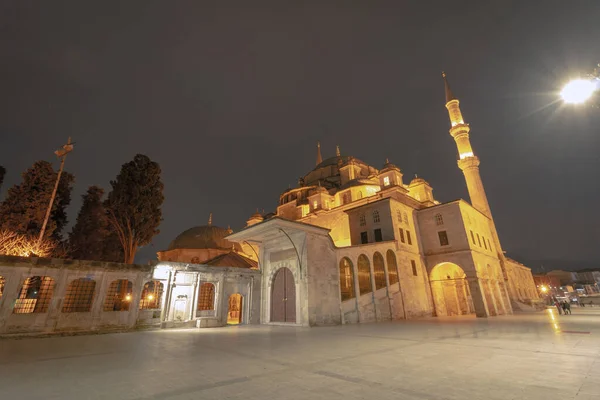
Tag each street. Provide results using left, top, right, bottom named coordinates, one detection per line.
left=1, top=309, right=599, bottom=399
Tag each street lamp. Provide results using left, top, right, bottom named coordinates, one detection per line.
left=560, top=63, right=600, bottom=105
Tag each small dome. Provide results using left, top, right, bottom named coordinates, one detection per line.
left=410, top=176, right=428, bottom=186
left=381, top=158, right=400, bottom=171
left=168, top=225, right=242, bottom=251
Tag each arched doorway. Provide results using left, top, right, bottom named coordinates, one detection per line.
left=430, top=263, right=473, bottom=317
left=271, top=267, right=296, bottom=323
left=227, top=293, right=243, bottom=325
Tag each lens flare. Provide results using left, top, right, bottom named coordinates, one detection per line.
left=561, top=79, right=597, bottom=104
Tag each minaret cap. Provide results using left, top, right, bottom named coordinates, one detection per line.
left=336, top=145, right=341, bottom=157
left=442, top=71, right=457, bottom=103
left=316, top=141, right=323, bottom=166
left=208, top=212, right=213, bottom=226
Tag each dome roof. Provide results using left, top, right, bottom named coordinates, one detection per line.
left=168, top=225, right=242, bottom=251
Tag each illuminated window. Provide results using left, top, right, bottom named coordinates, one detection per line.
left=190, top=257, right=200, bottom=264
left=13, top=276, right=55, bottom=314
left=359, top=214, right=366, bottom=226
left=357, top=254, right=372, bottom=295
left=62, top=278, right=96, bottom=313
left=386, top=250, right=399, bottom=285
left=434, top=213, right=443, bottom=225
left=198, top=283, right=215, bottom=311
left=406, top=231, right=412, bottom=245
left=438, top=231, right=449, bottom=246
left=398, top=228, right=405, bottom=243
left=139, top=280, right=164, bottom=309
left=373, top=252, right=386, bottom=290
left=374, top=228, right=382, bottom=242
left=383, top=176, right=390, bottom=186
left=339, top=258, right=355, bottom=301
left=411, top=260, right=418, bottom=276
left=403, top=212, right=409, bottom=225
left=103, top=280, right=133, bottom=311
left=373, top=210, right=380, bottom=223
left=313, top=200, right=318, bottom=209
left=470, top=230, right=476, bottom=245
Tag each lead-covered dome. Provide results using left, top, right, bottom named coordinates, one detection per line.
left=168, top=225, right=241, bottom=251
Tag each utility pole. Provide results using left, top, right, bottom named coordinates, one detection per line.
left=37, top=137, right=74, bottom=244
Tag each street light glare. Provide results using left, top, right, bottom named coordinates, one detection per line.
left=560, top=79, right=596, bottom=104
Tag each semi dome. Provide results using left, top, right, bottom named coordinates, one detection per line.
left=168, top=225, right=242, bottom=251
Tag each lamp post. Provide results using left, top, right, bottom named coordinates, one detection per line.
left=37, top=137, right=74, bottom=245
left=560, top=63, right=600, bottom=105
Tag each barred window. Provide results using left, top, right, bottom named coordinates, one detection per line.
left=339, top=257, right=355, bottom=302
left=438, top=231, right=449, bottom=246
left=198, top=283, right=215, bottom=311
left=411, top=260, right=418, bottom=276
left=398, top=228, right=405, bottom=243
left=403, top=212, right=409, bottom=224
left=397, top=210, right=402, bottom=222
left=103, top=280, right=133, bottom=311
left=13, top=276, right=55, bottom=314
left=0, top=275, right=4, bottom=299
left=386, top=250, right=399, bottom=285
left=406, top=230, right=412, bottom=245
left=373, top=210, right=380, bottom=223
left=435, top=213, right=444, bottom=225
left=359, top=214, right=366, bottom=226
left=357, top=254, right=372, bottom=295
left=62, top=278, right=96, bottom=313
left=139, top=280, right=163, bottom=309
left=373, top=252, right=386, bottom=290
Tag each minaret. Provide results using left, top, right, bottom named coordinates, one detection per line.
left=336, top=145, right=341, bottom=157
left=316, top=142, right=323, bottom=165
left=442, top=72, right=491, bottom=218
left=443, top=72, right=513, bottom=314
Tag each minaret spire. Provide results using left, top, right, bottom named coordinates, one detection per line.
left=316, top=141, right=323, bottom=165
left=208, top=212, right=212, bottom=226
left=442, top=71, right=456, bottom=103
left=336, top=145, right=341, bottom=157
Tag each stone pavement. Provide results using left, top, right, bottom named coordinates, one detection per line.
left=1, top=308, right=599, bottom=400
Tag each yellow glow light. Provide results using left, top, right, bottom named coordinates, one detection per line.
left=561, top=79, right=597, bottom=104
left=540, top=286, right=548, bottom=293
left=125, top=294, right=132, bottom=301
left=147, top=294, right=154, bottom=300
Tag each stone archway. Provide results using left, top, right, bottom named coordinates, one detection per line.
left=430, top=263, right=473, bottom=317
left=227, top=293, right=243, bottom=325
left=271, top=267, right=296, bottom=323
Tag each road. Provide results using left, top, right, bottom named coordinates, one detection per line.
left=1, top=308, right=599, bottom=399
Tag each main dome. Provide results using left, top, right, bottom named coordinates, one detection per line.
left=167, top=225, right=241, bottom=251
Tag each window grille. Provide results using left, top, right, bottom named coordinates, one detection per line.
left=359, top=214, right=366, bottom=226
left=438, top=231, right=449, bottom=246
left=403, top=212, right=409, bottom=224
left=103, top=280, right=133, bottom=311
left=62, top=278, right=96, bottom=313
left=13, top=276, right=55, bottom=314
left=373, top=210, right=380, bottom=223
left=197, top=283, right=215, bottom=311
left=139, top=280, right=164, bottom=309
left=435, top=213, right=444, bottom=225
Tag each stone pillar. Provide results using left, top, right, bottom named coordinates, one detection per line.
left=467, top=278, right=489, bottom=317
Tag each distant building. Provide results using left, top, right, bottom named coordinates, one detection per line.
left=546, top=270, right=579, bottom=286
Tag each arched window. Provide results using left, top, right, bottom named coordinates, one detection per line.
left=139, top=280, right=164, bottom=309
left=339, top=258, right=355, bottom=301
left=386, top=250, right=399, bottom=285
left=62, top=278, right=96, bottom=313
left=403, top=212, right=409, bottom=225
left=103, top=280, right=133, bottom=311
left=198, top=283, right=215, bottom=311
left=190, top=257, right=200, bottom=264
left=13, top=276, right=55, bottom=314
left=372, top=210, right=380, bottom=223
left=357, top=254, right=372, bottom=295
left=373, top=252, right=386, bottom=290
left=0, top=275, right=4, bottom=300
left=434, top=213, right=444, bottom=226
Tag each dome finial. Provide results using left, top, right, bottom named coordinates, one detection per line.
left=316, top=141, right=323, bottom=166
left=385, top=157, right=389, bottom=164
left=336, top=145, right=341, bottom=157
left=208, top=212, right=213, bottom=226
left=442, top=71, right=456, bottom=103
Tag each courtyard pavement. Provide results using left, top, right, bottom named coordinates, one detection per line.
left=1, top=309, right=600, bottom=400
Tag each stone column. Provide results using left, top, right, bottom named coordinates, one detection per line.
left=467, top=277, right=489, bottom=317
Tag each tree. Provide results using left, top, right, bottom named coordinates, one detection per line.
left=0, top=166, right=5, bottom=191
left=0, top=161, right=74, bottom=240
left=68, top=186, right=110, bottom=260
left=105, top=154, right=164, bottom=264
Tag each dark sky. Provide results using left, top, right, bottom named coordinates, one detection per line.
left=1, top=2, right=599, bottom=270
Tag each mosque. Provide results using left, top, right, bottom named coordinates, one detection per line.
left=155, top=73, right=540, bottom=327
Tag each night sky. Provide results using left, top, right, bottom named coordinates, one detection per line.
left=1, top=2, right=599, bottom=270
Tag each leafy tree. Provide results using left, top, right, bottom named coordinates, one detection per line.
left=105, top=154, right=164, bottom=264
left=0, top=166, right=5, bottom=191
left=0, top=161, right=74, bottom=240
left=68, top=186, right=110, bottom=260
